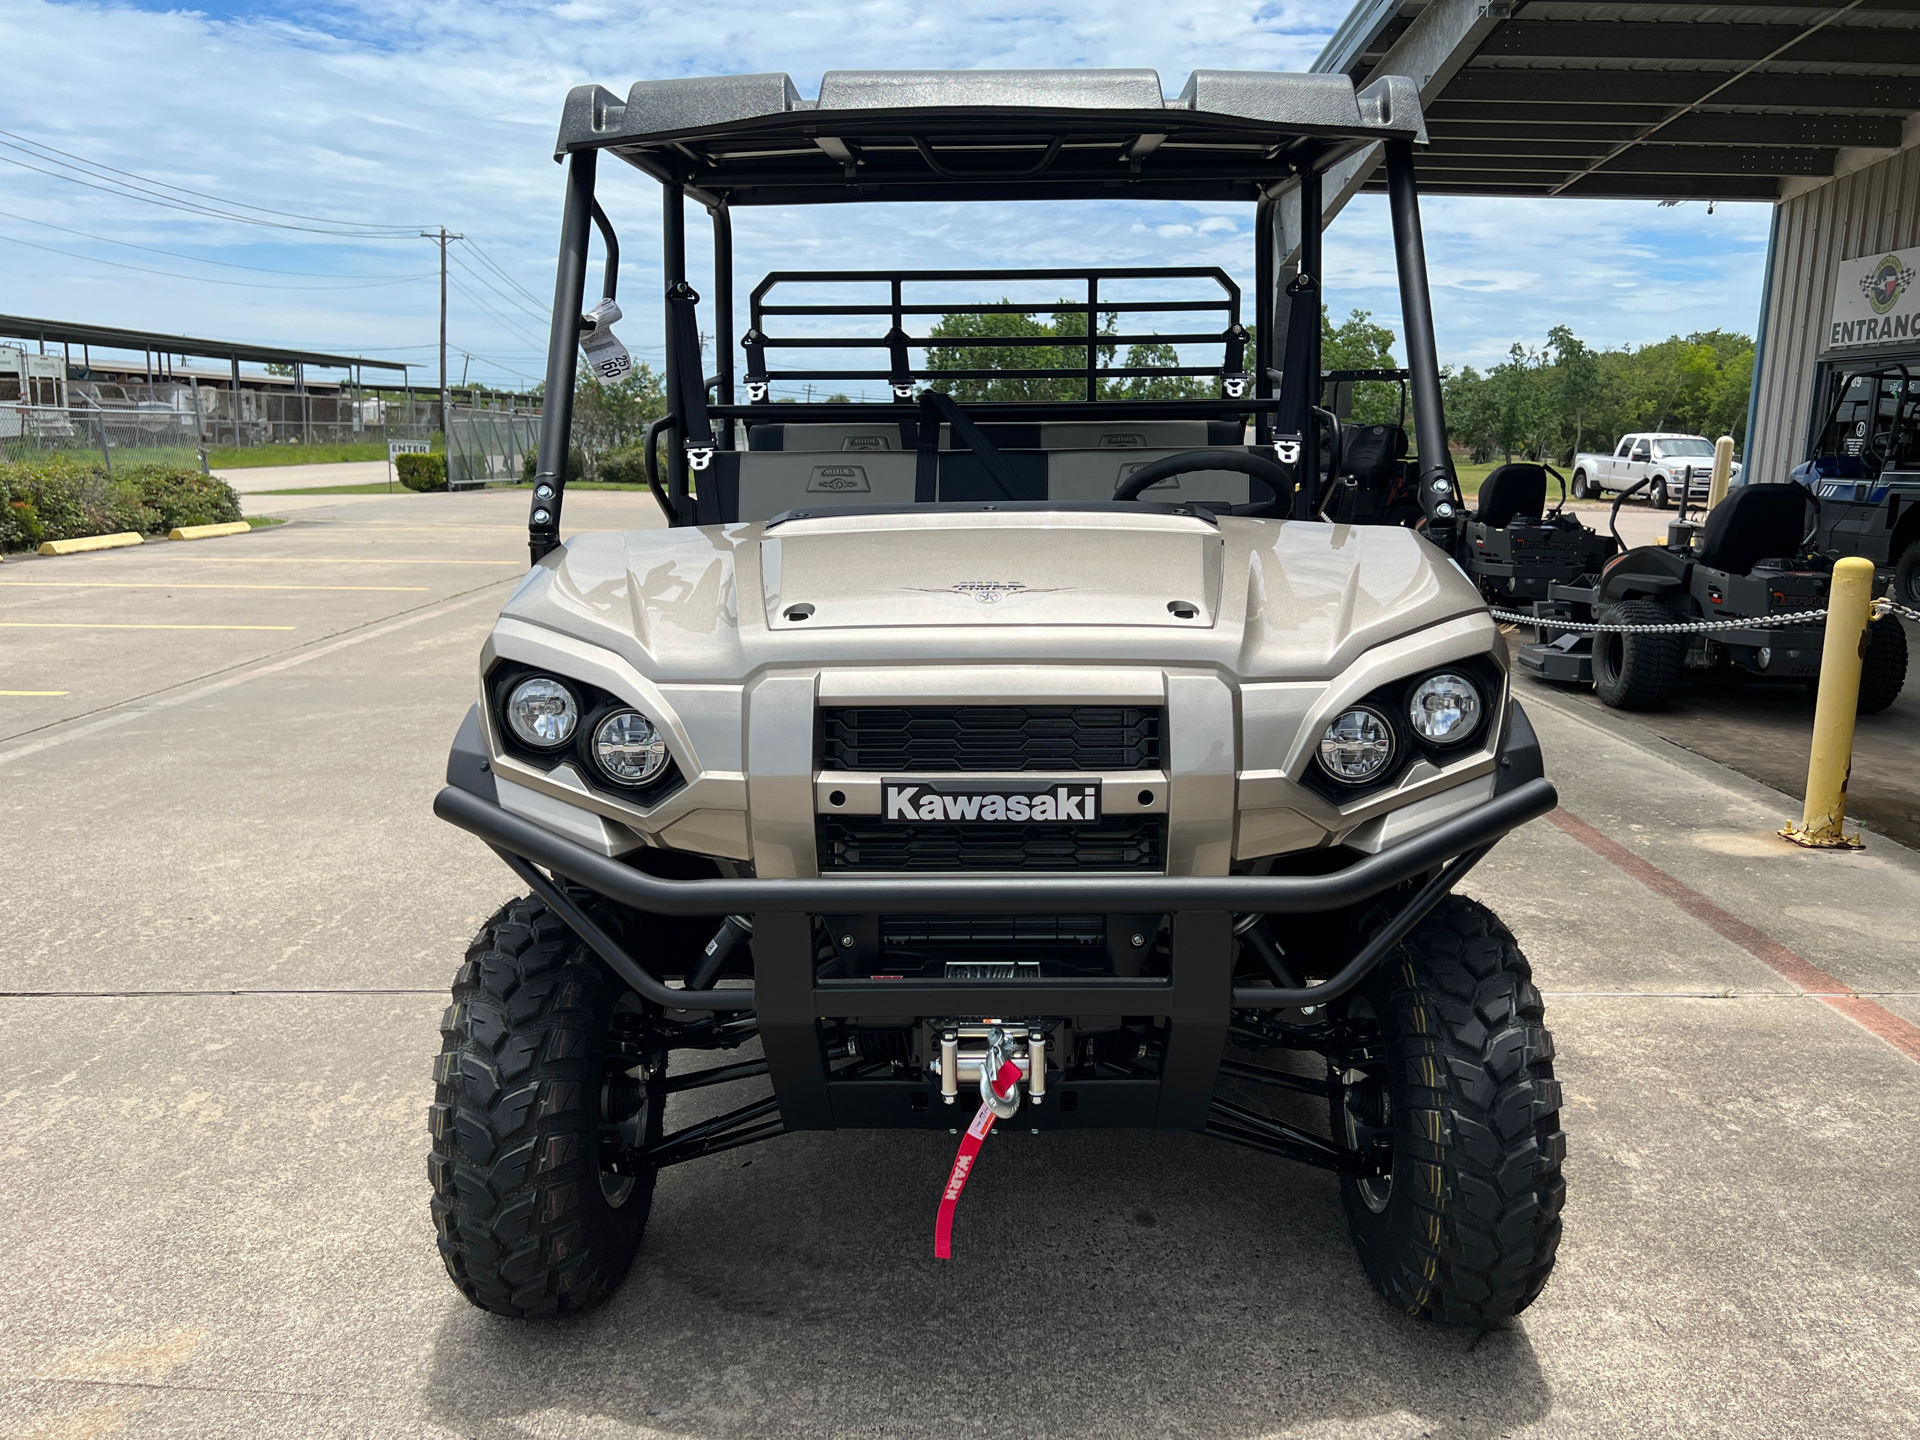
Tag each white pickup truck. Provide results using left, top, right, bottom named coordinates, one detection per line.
left=1569, top=432, right=1740, bottom=508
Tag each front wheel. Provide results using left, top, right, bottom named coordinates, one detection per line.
left=1331, top=895, right=1565, bottom=1325
left=1649, top=476, right=1670, bottom=510
left=429, top=896, right=665, bottom=1318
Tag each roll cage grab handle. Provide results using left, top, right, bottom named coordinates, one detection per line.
left=526, top=136, right=1459, bottom=561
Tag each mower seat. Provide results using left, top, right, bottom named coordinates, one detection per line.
left=1338, top=423, right=1407, bottom=485
left=1695, top=482, right=1812, bottom=576
left=1476, top=464, right=1547, bottom=528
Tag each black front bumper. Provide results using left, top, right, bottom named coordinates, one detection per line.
left=434, top=705, right=1555, bottom=1131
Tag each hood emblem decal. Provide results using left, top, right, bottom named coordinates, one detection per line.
left=912, top=580, right=1070, bottom=605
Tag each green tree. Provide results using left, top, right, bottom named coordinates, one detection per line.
left=1321, top=308, right=1403, bottom=426
left=570, top=358, right=666, bottom=456
left=923, top=305, right=1115, bottom=401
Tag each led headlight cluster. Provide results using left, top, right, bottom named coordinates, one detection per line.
left=1314, top=670, right=1485, bottom=788
left=500, top=673, right=673, bottom=791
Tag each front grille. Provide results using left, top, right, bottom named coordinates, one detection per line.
left=820, top=705, right=1162, bottom=772
left=817, top=816, right=1164, bottom=872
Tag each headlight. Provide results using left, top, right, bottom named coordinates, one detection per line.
left=1407, top=672, right=1482, bottom=744
left=506, top=676, right=578, bottom=748
left=592, top=709, right=670, bottom=785
left=1317, top=707, right=1395, bottom=784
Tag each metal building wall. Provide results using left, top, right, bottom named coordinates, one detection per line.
left=1748, top=145, right=1920, bottom=485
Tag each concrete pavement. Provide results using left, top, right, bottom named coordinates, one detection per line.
left=3, top=489, right=1918, bottom=1440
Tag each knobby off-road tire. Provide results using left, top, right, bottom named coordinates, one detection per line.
left=1895, top=540, right=1920, bottom=611
left=1332, top=896, right=1566, bottom=1325
left=1593, top=600, right=1683, bottom=709
left=1858, top=614, right=1909, bottom=715
left=429, top=896, right=665, bottom=1318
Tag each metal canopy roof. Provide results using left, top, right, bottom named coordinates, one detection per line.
left=555, top=69, right=1428, bottom=204
left=0, top=314, right=408, bottom=374
left=1315, top=0, right=1920, bottom=201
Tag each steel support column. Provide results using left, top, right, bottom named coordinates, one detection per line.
left=529, top=149, right=596, bottom=564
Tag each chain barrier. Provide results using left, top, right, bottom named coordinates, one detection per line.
left=1488, top=606, right=1831, bottom=635
left=1491, top=595, right=1919, bottom=634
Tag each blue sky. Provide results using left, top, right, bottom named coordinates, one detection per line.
left=0, top=0, right=1773, bottom=393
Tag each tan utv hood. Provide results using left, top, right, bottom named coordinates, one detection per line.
left=760, top=510, right=1223, bottom=630
left=508, top=510, right=1488, bottom=682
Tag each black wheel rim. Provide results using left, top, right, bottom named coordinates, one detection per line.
left=1338, top=997, right=1393, bottom=1212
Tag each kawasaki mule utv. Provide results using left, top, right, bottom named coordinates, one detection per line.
left=430, top=67, right=1565, bottom=1326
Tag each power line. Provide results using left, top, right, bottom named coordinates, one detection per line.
left=0, top=146, right=420, bottom=239
left=0, top=230, right=438, bottom=291
left=446, top=248, right=548, bottom=325
left=0, top=128, right=427, bottom=235
left=447, top=274, right=549, bottom=351
left=0, top=206, right=434, bottom=279
left=457, top=237, right=547, bottom=310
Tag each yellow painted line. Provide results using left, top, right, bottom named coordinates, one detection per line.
left=170, top=521, right=253, bottom=541
left=37, top=533, right=145, bottom=556
left=0, top=690, right=69, bottom=696
left=0, top=623, right=295, bottom=631
left=0, top=582, right=431, bottom=592
left=173, top=557, right=521, bottom=566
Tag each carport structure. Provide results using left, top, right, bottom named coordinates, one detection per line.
left=1293, top=0, right=1920, bottom=484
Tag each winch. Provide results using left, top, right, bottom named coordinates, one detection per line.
left=931, top=1022, right=1048, bottom=1114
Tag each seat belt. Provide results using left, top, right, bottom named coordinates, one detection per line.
left=666, top=281, right=717, bottom=524
left=915, top=390, right=1022, bottom=503
left=1222, top=321, right=1249, bottom=399
left=885, top=323, right=915, bottom=402
left=1273, top=271, right=1320, bottom=519
left=741, top=324, right=769, bottom=404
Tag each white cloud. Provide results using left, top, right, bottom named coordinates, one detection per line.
left=0, top=0, right=1773, bottom=392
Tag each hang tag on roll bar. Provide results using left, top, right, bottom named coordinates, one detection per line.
left=579, top=298, right=633, bottom=382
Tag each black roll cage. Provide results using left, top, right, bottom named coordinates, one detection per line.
left=525, top=91, right=1457, bottom=561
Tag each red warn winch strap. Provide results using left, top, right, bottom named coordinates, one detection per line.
left=934, top=1058, right=1023, bottom=1259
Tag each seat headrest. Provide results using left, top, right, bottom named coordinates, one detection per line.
left=1476, top=463, right=1548, bottom=528
left=1339, top=424, right=1407, bottom=486
left=1695, top=483, right=1812, bottom=575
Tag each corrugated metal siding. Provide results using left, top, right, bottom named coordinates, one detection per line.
left=1749, top=145, right=1920, bottom=484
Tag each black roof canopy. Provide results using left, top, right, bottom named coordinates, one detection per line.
left=1316, top=0, right=1920, bottom=201
left=555, top=68, right=1428, bottom=205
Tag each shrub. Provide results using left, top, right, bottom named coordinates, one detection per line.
left=0, top=455, right=243, bottom=550
left=0, top=455, right=155, bottom=550
left=520, top=445, right=586, bottom=484
left=120, top=464, right=243, bottom=530
left=595, top=446, right=655, bottom=487
left=397, top=453, right=448, bottom=492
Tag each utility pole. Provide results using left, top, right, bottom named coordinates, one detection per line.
left=422, top=227, right=464, bottom=433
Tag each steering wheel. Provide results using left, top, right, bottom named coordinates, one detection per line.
left=1112, top=449, right=1295, bottom=516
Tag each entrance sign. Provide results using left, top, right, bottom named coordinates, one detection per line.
left=387, top=438, right=431, bottom=493
left=1830, top=247, right=1920, bottom=351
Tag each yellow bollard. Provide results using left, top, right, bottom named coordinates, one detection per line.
left=1780, top=556, right=1877, bottom=849
left=1706, top=435, right=1736, bottom=511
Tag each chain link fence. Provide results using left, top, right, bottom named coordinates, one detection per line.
left=2, top=381, right=441, bottom=469
left=446, top=403, right=542, bottom=487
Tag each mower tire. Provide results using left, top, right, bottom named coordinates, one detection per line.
left=1859, top=614, right=1909, bottom=715
left=429, top=896, right=664, bottom=1318
left=1593, top=601, right=1682, bottom=709
left=1332, top=895, right=1565, bottom=1326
